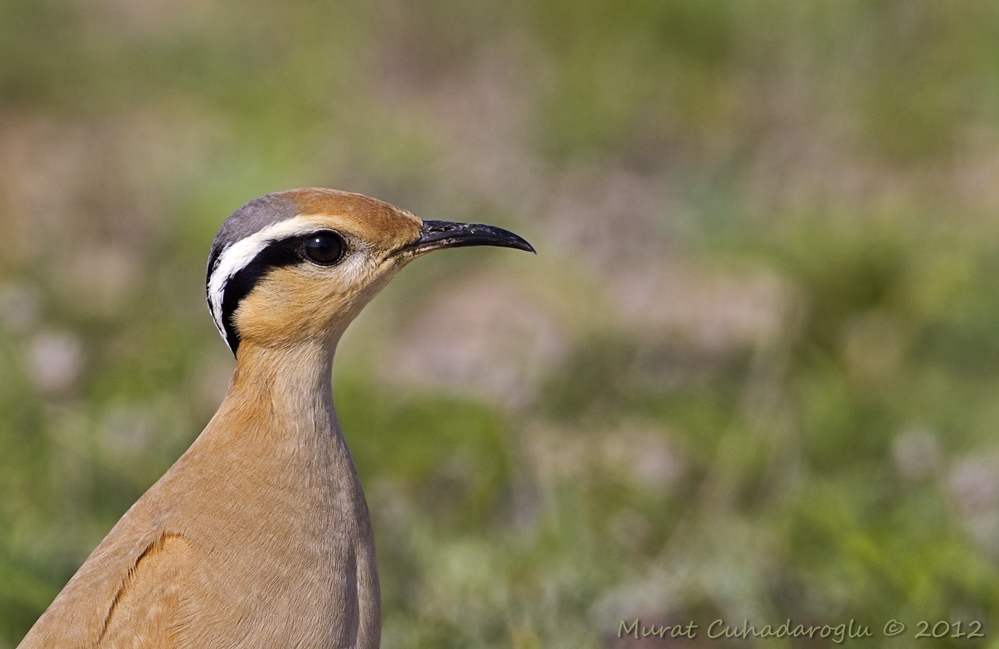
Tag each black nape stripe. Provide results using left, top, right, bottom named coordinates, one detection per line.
left=219, top=237, right=305, bottom=356
left=206, top=247, right=224, bottom=287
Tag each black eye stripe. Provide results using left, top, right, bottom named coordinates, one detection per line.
left=217, top=231, right=347, bottom=355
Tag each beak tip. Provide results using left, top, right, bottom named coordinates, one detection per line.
left=504, top=233, right=536, bottom=255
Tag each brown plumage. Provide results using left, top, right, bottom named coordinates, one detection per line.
left=18, top=189, right=533, bottom=649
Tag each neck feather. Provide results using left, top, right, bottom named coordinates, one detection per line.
left=220, top=340, right=339, bottom=442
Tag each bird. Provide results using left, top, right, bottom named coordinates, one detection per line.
left=18, top=188, right=534, bottom=649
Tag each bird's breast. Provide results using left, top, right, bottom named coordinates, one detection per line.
left=155, top=430, right=374, bottom=648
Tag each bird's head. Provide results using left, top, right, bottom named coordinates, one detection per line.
left=206, top=188, right=534, bottom=357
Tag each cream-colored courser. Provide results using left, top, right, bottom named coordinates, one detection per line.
left=18, top=188, right=534, bottom=649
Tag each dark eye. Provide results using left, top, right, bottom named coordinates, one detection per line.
left=302, top=232, right=344, bottom=265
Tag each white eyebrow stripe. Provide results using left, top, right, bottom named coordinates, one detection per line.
left=207, top=216, right=323, bottom=344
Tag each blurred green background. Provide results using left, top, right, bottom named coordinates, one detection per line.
left=3, top=0, right=999, bottom=647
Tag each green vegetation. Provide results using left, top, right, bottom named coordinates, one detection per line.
left=3, top=0, right=999, bottom=646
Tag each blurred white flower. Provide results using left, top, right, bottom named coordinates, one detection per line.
left=27, top=331, right=84, bottom=396
left=949, top=453, right=999, bottom=560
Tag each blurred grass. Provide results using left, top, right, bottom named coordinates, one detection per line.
left=4, top=0, right=999, bottom=647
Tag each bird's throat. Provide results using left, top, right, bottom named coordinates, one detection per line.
left=228, top=341, right=336, bottom=425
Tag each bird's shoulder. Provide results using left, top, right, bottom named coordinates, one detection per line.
left=18, top=525, right=188, bottom=648
left=91, top=532, right=192, bottom=649
left=18, top=477, right=191, bottom=648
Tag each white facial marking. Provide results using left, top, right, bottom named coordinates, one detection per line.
left=207, top=216, right=327, bottom=344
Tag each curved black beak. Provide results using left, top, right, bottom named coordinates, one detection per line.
left=404, top=220, right=536, bottom=256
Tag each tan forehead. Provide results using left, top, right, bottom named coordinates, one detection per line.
left=285, top=188, right=422, bottom=248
